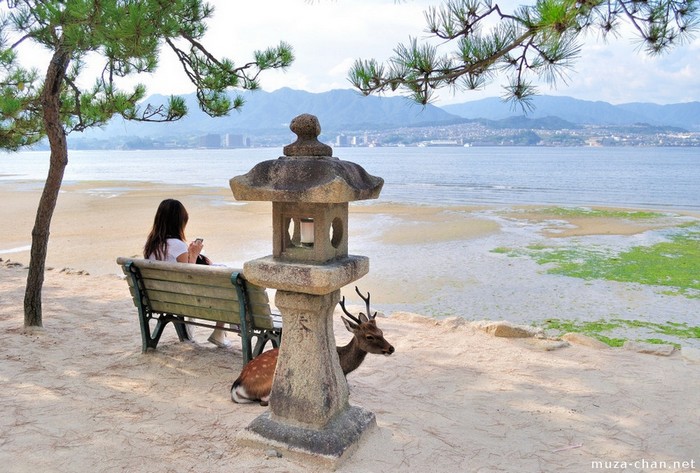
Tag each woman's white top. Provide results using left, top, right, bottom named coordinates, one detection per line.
left=148, top=238, right=188, bottom=262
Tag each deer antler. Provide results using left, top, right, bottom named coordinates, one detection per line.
left=355, top=286, right=376, bottom=320
left=339, top=295, right=362, bottom=325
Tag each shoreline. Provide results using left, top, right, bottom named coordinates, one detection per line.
left=3, top=178, right=699, bottom=271
left=2, top=179, right=698, bottom=347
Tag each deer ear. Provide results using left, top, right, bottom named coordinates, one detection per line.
left=342, top=317, right=359, bottom=333
left=358, top=312, right=369, bottom=323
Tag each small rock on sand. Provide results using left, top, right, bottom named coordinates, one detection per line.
left=562, top=333, right=610, bottom=349
left=623, top=341, right=676, bottom=356
left=524, top=339, right=570, bottom=351
left=472, top=320, right=544, bottom=338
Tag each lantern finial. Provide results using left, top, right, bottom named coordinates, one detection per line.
left=283, top=113, right=332, bottom=157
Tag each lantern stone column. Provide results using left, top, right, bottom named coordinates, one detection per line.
left=230, top=114, right=383, bottom=465
left=270, top=290, right=346, bottom=425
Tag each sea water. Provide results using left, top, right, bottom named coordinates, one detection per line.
left=1, top=146, right=699, bottom=211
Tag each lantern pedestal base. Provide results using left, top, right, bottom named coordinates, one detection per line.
left=237, top=406, right=376, bottom=468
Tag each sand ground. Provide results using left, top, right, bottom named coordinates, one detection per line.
left=3, top=181, right=698, bottom=329
left=1, top=181, right=698, bottom=472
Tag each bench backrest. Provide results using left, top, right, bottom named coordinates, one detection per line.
left=116, top=257, right=273, bottom=328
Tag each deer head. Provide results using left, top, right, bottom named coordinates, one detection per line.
left=337, top=287, right=394, bottom=375
left=231, top=286, right=394, bottom=405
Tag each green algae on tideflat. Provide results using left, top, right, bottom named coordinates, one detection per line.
left=543, top=318, right=626, bottom=347
left=527, top=207, right=667, bottom=220
left=493, top=223, right=700, bottom=298
left=542, top=318, right=700, bottom=348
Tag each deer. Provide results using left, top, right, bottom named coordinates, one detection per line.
left=231, top=287, right=394, bottom=405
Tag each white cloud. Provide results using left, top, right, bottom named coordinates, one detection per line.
left=12, top=0, right=700, bottom=105
left=553, top=35, right=700, bottom=104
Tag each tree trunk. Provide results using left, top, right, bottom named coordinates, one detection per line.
left=24, top=49, right=71, bottom=328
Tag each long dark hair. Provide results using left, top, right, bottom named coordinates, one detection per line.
left=143, top=199, right=189, bottom=260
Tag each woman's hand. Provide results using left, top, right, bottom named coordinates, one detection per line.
left=187, top=239, right=204, bottom=263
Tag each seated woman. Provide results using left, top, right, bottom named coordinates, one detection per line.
left=143, top=198, right=231, bottom=348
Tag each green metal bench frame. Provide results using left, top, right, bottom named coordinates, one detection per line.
left=117, top=257, right=281, bottom=364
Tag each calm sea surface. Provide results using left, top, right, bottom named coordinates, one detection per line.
left=2, top=147, right=699, bottom=210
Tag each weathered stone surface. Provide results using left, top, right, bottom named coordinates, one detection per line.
left=473, top=320, right=544, bottom=338
left=271, top=201, right=349, bottom=264
left=282, top=113, right=332, bottom=157
left=562, top=332, right=610, bottom=349
left=230, top=156, right=383, bottom=203
left=243, top=255, right=369, bottom=295
left=270, top=290, right=349, bottom=427
left=238, top=406, right=376, bottom=468
left=623, top=341, right=677, bottom=356
left=231, top=114, right=382, bottom=203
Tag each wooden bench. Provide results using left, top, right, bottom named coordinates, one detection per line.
left=116, top=257, right=281, bottom=364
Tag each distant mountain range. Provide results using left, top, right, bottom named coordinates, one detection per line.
left=87, top=88, right=459, bottom=140
left=82, top=88, right=700, bottom=144
left=442, top=96, right=700, bottom=130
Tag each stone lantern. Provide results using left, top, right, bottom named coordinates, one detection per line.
left=230, top=114, right=383, bottom=464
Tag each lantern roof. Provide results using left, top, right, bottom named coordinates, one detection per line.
left=230, top=114, right=383, bottom=203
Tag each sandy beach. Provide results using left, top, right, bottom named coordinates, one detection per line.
left=1, top=181, right=699, bottom=472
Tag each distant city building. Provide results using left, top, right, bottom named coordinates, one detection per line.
left=223, top=133, right=246, bottom=148
left=335, top=134, right=351, bottom=147
left=199, top=134, right=221, bottom=148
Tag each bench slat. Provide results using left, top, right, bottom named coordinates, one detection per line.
left=143, top=278, right=240, bottom=301
left=245, top=285, right=271, bottom=306
left=252, top=313, right=279, bottom=329
left=137, top=266, right=237, bottom=289
left=148, top=300, right=242, bottom=324
left=146, top=288, right=242, bottom=313
left=249, top=301, right=272, bottom=317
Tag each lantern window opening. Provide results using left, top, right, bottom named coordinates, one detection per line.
left=300, top=217, right=314, bottom=247
left=330, top=217, right=343, bottom=249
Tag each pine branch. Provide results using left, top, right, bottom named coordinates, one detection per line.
left=349, top=0, right=698, bottom=105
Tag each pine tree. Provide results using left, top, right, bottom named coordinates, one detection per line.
left=0, top=1, right=293, bottom=327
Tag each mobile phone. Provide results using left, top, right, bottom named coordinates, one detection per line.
left=195, top=238, right=204, bottom=244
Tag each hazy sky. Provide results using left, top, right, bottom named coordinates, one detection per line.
left=185, top=0, right=698, bottom=105
left=20, top=0, right=700, bottom=105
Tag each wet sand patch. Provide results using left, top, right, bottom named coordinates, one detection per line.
left=498, top=206, right=694, bottom=238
